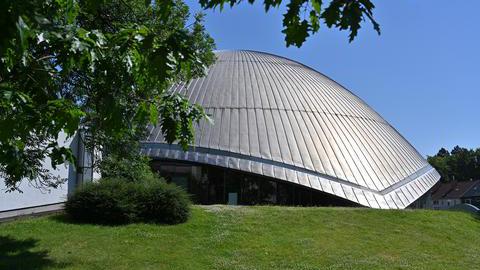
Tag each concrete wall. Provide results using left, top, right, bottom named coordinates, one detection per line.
left=0, top=132, right=94, bottom=212
left=0, top=172, right=69, bottom=211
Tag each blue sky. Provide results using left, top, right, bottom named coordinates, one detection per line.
left=186, top=0, right=479, bottom=157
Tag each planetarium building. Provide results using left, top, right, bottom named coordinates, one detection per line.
left=141, top=50, right=440, bottom=209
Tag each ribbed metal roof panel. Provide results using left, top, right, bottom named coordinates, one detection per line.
left=142, top=50, right=439, bottom=209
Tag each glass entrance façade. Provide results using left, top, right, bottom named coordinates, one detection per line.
left=151, top=159, right=358, bottom=207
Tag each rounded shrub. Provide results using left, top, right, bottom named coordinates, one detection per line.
left=65, top=177, right=191, bottom=225
left=135, top=180, right=191, bottom=224
left=65, top=179, right=138, bottom=224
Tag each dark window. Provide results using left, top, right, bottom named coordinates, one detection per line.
left=207, top=166, right=225, bottom=204
left=277, top=181, right=294, bottom=205
left=240, top=175, right=260, bottom=205
left=259, top=180, right=277, bottom=204
left=150, top=159, right=359, bottom=207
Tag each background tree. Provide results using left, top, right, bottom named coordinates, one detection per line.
left=1, top=0, right=380, bottom=191
left=428, top=146, right=480, bottom=182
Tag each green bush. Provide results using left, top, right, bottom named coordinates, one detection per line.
left=65, top=177, right=191, bottom=225
left=98, top=154, right=156, bottom=183
left=65, top=179, right=137, bottom=224
left=135, top=180, right=191, bottom=224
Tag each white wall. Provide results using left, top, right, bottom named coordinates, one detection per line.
left=0, top=132, right=82, bottom=212
left=0, top=172, right=69, bottom=211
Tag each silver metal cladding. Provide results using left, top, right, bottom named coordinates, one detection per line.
left=141, top=50, right=440, bottom=209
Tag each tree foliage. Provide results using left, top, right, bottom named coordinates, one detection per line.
left=199, top=0, right=380, bottom=47
left=0, top=0, right=215, bottom=191
left=1, top=0, right=380, bottom=192
left=428, top=146, right=480, bottom=182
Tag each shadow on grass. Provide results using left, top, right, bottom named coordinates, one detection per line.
left=48, top=214, right=136, bottom=227
left=49, top=213, right=180, bottom=227
left=48, top=214, right=77, bottom=225
left=0, top=236, right=68, bottom=270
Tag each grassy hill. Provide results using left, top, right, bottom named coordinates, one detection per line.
left=1, top=206, right=479, bottom=270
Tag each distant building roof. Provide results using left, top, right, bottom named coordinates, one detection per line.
left=463, top=181, right=480, bottom=198
left=431, top=180, right=480, bottom=201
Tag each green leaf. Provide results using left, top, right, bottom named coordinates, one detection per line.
left=311, top=0, right=322, bottom=13
left=149, top=103, right=159, bottom=125
left=16, top=16, right=30, bottom=53
left=310, top=10, right=320, bottom=32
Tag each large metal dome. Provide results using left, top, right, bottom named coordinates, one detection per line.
left=141, top=50, right=440, bottom=209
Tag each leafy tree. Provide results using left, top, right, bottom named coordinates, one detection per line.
left=1, top=0, right=379, bottom=191
left=428, top=146, right=480, bottom=182
left=436, top=147, right=450, bottom=158
left=199, top=0, right=380, bottom=47
left=0, top=0, right=215, bottom=191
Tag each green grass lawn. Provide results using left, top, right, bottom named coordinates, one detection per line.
left=1, top=206, right=479, bottom=270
